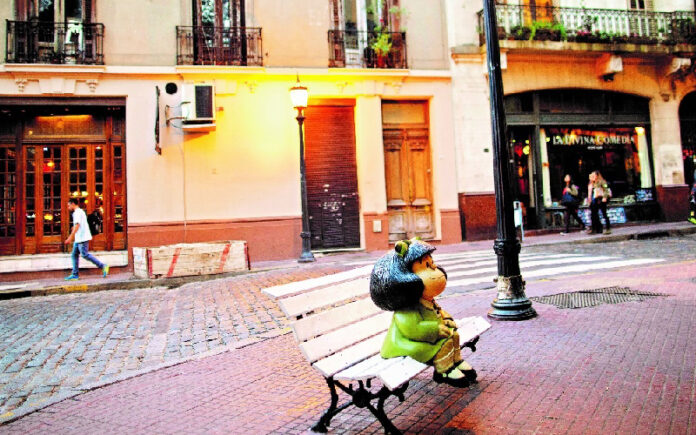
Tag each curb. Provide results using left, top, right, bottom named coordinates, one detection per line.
left=1, top=225, right=694, bottom=301
left=0, top=265, right=290, bottom=301
left=562, top=225, right=696, bottom=245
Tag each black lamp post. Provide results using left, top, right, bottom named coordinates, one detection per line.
left=482, top=0, right=536, bottom=320
left=290, top=77, right=316, bottom=263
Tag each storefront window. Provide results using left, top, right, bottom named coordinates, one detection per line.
left=543, top=126, right=652, bottom=204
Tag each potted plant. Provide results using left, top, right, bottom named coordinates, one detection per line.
left=628, top=33, right=659, bottom=45
left=511, top=25, right=532, bottom=41
left=611, top=33, right=629, bottom=44
left=530, top=21, right=567, bottom=42
left=573, top=30, right=594, bottom=43
left=371, top=31, right=392, bottom=68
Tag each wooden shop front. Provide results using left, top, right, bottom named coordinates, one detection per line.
left=0, top=98, right=126, bottom=256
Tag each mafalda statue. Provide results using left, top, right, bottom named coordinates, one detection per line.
left=370, top=238, right=476, bottom=388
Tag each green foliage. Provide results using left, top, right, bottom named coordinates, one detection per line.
left=529, top=21, right=567, bottom=41
left=371, top=32, right=392, bottom=56
left=510, top=25, right=532, bottom=40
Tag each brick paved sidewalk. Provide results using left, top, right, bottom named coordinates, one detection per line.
left=3, top=260, right=695, bottom=434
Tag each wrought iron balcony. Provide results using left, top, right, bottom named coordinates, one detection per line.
left=6, top=20, right=104, bottom=64
left=477, top=4, right=696, bottom=46
left=176, top=26, right=262, bottom=66
left=329, top=30, right=407, bottom=69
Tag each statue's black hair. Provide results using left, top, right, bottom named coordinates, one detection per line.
left=369, top=240, right=436, bottom=311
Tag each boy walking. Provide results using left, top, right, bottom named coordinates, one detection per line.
left=64, top=198, right=109, bottom=280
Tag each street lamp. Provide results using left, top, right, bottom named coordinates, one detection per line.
left=482, top=0, right=536, bottom=320
left=290, top=76, right=315, bottom=263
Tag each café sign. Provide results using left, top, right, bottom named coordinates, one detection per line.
left=550, top=129, right=635, bottom=149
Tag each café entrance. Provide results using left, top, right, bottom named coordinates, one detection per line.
left=504, top=89, right=657, bottom=229
left=0, top=99, right=126, bottom=255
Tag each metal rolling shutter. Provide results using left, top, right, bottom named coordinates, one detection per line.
left=304, top=105, right=360, bottom=249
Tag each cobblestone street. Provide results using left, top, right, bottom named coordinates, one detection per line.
left=0, top=264, right=350, bottom=420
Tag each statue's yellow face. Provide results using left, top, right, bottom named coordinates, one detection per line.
left=411, top=254, right=446, bottom=301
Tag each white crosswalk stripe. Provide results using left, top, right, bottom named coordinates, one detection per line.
left=447, top=258, right=660, bottom=288
left=266, top=251, right=662, bottom=297
left=446, top=255, right=615, bottom=279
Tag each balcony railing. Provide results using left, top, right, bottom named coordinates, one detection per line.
left=6, top=20, right=104, bottom=64
left=477, top=4, right=696, bottom=46
left=176, top=26, right=262, bottom=66
left=329, top=30, right=407, bottom=69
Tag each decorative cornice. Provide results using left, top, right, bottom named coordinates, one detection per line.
left=14, top=78, right=27, bottom=92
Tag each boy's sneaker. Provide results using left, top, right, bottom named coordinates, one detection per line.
left=688, top=217, right=696, bottom=225
left=64, top=274, right=79, bottom=281
left=102, top=265, right=110, bottom=278
left=603, top=229, right=612, bottom=235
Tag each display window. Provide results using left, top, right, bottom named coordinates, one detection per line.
left=542, top=126, right=653, bottom=206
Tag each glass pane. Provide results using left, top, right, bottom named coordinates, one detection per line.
left=66, top=0, right=83, bottom=20
left=201, top=0, right=215, bottom=26
left=0, top=145, right=16, bottom=238
left=25, top=147, right=36, bottom=237
left=38, top=0, right=55, bottom=21
left=113, top=144, right=124, bottom=233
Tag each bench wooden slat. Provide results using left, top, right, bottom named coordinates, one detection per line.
left=456, top=316, right=491, bottom=341
left=262, top=265, right=372, bottom=299
left=312, top=332, right=385, bottom=377
left=300, top=311, right=392, bottom=363
left=334, top=316, right=491, bottom=390
left=377, top=357, right=429, bottom=390
left=291, top=297, right=382, bottom=342
left=334, top=354, right=404, bottom=382
left=279, top=278, right=369, bottom=318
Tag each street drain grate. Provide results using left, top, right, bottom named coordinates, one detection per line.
left=530, top=286, right=665, bottom=309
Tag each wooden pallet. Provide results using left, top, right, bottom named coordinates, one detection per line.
left=133, top=240, right=249, bottom=279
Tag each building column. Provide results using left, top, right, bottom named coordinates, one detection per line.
left=355, top=94, right=389, bottom=251
left=650, top=98, right=689, bottom=221
left=452, top=56, right=497, bottom=240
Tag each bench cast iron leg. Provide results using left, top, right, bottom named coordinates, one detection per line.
left=367, top=391, right=403, bottom=435
left=312, top=377, right=339, bottom=433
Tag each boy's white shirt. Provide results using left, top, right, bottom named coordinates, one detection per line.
left=72, top=208, right=93, bottom=243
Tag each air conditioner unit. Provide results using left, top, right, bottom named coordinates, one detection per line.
left=181, top=83, right=216, bottom=125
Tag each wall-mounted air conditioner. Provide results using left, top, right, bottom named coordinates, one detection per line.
left=181, top=83, right=216, bottom=131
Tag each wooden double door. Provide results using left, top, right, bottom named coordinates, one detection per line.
left=383, top=126, right=434, bottom=243
left=0, top=142, right=125, bottom=255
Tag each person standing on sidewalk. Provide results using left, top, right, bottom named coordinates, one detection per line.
left=64, top=198, right=109, bottom=280
left=560, top=174, right=586, bottom=235
left=689, top=182, right=696, bottom=225
left=586, top=171, right=612, bottom=235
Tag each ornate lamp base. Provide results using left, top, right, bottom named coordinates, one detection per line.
left=298, top=231, right=315, bottom=263
left=488, top=275, right=537, bottom=320
left=298, top=251, right=316, bottom=263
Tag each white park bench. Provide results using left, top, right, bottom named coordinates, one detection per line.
left=263, top=266, right=491, bottom=434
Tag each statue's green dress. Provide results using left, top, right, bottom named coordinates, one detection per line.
left=380, top=299, right=448, bottom=363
